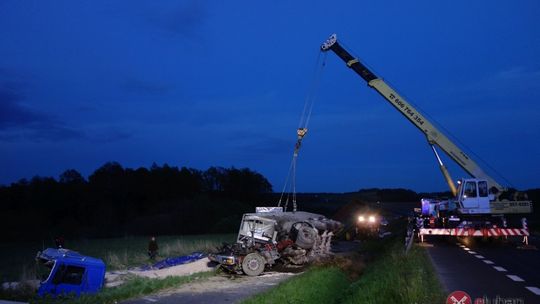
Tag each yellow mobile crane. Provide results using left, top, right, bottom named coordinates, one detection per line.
left=321, top=34, right=532, bottom=239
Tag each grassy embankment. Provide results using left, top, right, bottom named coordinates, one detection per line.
left=342, top=241, right=445, bottom=303
left=243, top=224, right=445, bottom=304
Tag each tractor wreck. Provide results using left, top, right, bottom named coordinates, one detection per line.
left=208, top=208, right=342, bottom=276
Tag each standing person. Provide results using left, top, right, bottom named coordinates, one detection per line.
left=148, top=236, right=158, bottom=260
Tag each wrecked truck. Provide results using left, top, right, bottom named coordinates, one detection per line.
left=208, top=208, right=342, bottom=276
left=35, top=248, right=105, bottom=297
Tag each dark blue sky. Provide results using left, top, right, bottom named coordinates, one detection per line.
left=1, top=1, right=539, bottom=192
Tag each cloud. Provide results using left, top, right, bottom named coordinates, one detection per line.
left=89, top=128, right=132, bottom=143
left=458, top=66, right=540, bottom=97
left=144, top=1, right=207, bottom=38
left=493, top=66, right=540, bottom=81
left=0, top=83, right=43, bottom=128
left=0, top=77, right=84, bottom=142
left=0, top=124, right=84, bottom=142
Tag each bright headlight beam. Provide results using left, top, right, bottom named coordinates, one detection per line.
left=368, top=215, right=376, bottom=223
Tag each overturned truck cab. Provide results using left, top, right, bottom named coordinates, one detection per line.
left=36, top=248, right=105, bottom=297
left=209, top=207, right=342, bottom=276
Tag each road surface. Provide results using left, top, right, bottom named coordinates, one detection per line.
left=425, top=235, right=540, bottom=303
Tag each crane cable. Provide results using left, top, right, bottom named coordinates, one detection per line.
left=278, top=51, right=327, bottom=212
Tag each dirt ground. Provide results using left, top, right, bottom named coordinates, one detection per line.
left=105, top=258, right=215, bottom=287
left=120, top=271, right=298, bottom=304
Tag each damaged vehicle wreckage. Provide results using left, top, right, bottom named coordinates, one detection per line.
left=209, top=61, right=342, bottom=276
left=208, top=207, right=342, bottom=276
left=35, top=248, right=105, bottom=297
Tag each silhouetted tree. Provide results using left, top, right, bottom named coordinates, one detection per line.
left=203, top=166, right=227, bottom=192
left=88, top=161, right=125, bottom=191
left=0, top=162, right=275, bottom=240
left=59, top=169, right=86, bottom=184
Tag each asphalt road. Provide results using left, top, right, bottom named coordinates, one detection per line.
left=425, top=236, right=540, bottom=303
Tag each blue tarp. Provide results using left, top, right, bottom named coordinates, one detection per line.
left=141, top=252, right=206, bottom=270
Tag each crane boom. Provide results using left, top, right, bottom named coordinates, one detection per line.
left=321, top=34, right=505, bottom=194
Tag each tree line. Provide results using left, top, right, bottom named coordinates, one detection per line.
left=0, top=162, right=273, bottom=241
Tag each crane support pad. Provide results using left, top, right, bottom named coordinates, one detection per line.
left=419, top=228, right=529, bottom=237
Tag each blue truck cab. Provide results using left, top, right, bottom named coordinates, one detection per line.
left=36, top=248, right=105, bottom=297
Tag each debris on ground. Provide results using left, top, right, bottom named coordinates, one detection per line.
left=105, top=257, right=215, bottom=288
left=142, top=252, right=206, bottom=270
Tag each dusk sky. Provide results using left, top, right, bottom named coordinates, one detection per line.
left=1, top=1, right=539, bottom=193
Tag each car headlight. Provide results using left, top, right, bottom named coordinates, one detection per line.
left=368, top=215, right=376, bottom=223
left=358, top=215, right=365, bottom=222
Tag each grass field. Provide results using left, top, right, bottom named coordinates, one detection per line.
left=0, top=234, right=235, bottom=282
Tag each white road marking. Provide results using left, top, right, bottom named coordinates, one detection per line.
left=475, top=255, right=485, bottom=259
left=506, top=275, right=524, bottom=282
left=143, top=297, right=158, bottom=302
left=463, top=247, right=470, bottom=251
left=468, top=251, right=477, bottom=254
left=493, top=266, right=507, bottom=272
left=483, top=260, right=494, bottom=265
left=525, top=286, right=540, bottom=295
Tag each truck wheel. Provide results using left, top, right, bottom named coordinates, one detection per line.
left=242, top=253, right=265, bottom=276
left=292, top=222, right=317, bottom=249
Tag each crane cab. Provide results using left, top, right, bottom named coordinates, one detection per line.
left=456, top=178, right=493, bottom=214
